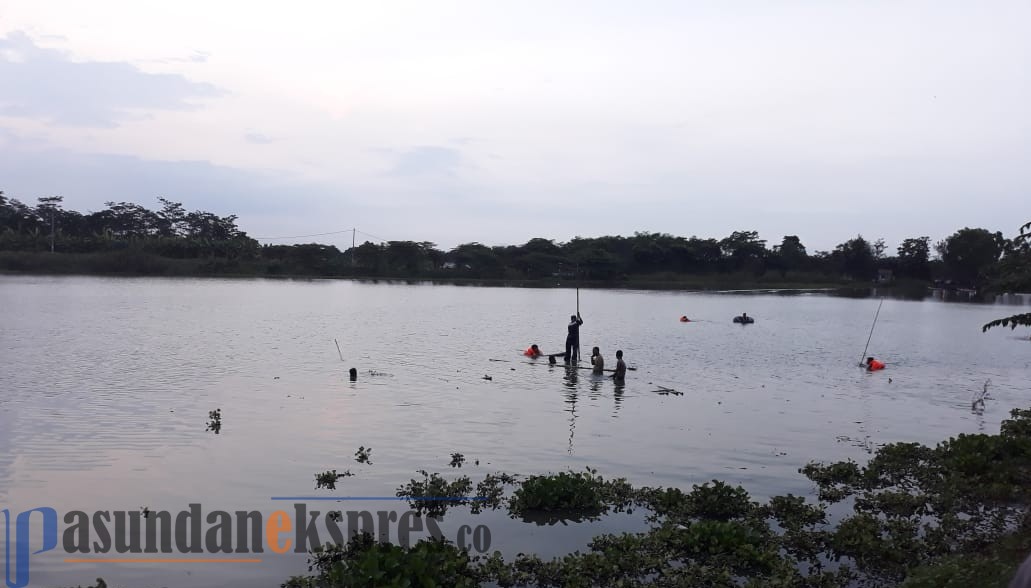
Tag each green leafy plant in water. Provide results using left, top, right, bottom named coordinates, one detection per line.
left=285, top=407, right=1031, bottom=588
left=508, top=467, right=634, bottom=523
left=450, top=452, right=466, bottom=468
left=396, top=470, right=472, bottom=517
left=354, top=446, right=372, bottom=465
left=281, top=532, right=482, bottom=588
left=206, top=408, right=222, bottom=434
left=315, top=469, right=353, bottom=491
left=470, top=472, right=518, bottom=514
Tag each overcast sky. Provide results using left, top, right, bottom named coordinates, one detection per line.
left=1, top=1, right=1028, bottom=252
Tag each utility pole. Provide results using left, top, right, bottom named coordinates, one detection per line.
left=352, top=228, right=356, bottom=266
left=37, top=195, right=63, bottom=253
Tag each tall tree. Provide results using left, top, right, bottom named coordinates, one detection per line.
left=719, top=230, right=767, bottom=272
left=896, top=237, right=931, bottom=280
left=939, top=227, right=1005, bottom=287
left=775, top=235, right=809, bottom=272
left=833, top=235, right=877, bottom=280
left=36, top=195, right=64, bottom=252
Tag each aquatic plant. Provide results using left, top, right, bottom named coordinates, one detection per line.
left=449, top=452, right=466, bottom=468
left=282, top=533, right=481, bottom=588
left=354, top=446, right=372, bottom=465
left=206, top=408, right=222, bottom=434
left=314, top=470, right=353, bottom=491
left=285, top=408, right=1031, bottom=587
left=508, top=467, right=635, bottom=523
left=396, top=470, right=472, bottom=517
left=470, top=473, right=519, bottom=514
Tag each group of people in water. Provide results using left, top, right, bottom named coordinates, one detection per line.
left=523, top=311, right=628, bottom=382
left=522, top=311, right=887, bottom=379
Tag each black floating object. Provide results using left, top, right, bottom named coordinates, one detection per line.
left=349, top=368, right=357, bottom=381
left=483, top=375, right=492, bottom=381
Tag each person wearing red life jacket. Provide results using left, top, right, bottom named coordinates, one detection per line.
left=524, top=344, right=542, bottom=358
left=866, top=357, right=886, bottom=371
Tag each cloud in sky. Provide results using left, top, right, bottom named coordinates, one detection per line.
left=0, top=0, right=1029, bottom=251
left=244, top=132, right=275, bottom=145
left=389, top=146, right=463, bottom=177
left=0, top=31, right=221, bottom=127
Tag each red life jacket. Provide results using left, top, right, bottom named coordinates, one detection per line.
left=868, top=360, right=885, bottom=371
left=680, top=316, right=690, bottom=322
left=524, top=347, right=540, bottom=357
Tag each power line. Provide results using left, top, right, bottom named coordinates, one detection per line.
left=253, top=227, right=392, bottom=244
left=253, top=228, right=355, bottom=241
left=356, top=229, right=389, bottom=243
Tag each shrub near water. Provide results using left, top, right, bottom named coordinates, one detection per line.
left=78, top=409, right=1031, bottom=587
left=508, top=467, right=634, bottom=521
left=282, top=533, right=480, bottom=588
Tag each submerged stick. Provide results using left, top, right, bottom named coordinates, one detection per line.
left=334, top=338, right=344, bottom=361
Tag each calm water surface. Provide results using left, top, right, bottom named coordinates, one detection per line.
left=1, top=276, right=1029, bottom=586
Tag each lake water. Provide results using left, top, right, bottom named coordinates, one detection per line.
left=1, top=275, right=1029, bottom=587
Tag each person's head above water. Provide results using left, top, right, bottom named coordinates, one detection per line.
left=592, top=346, right=600, bottom=356
left=531, top=344, right=540, bottom=352
left=866, top=357, right=874, bottom=364
left=570, top=315, right=577, bottom=321
left=616, top=350, right=623, bottom=359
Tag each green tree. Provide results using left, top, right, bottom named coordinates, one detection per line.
left=983, top=221, right=1031, bottom=336
left=940, top=227, right=1005, bottom=287
left=719, top=230, right=767, bottom=272
left=36, top=195, right=64, bottom=252
left=774, top=235, right=809, bottom=273
left=832, top=235, right=877, bottom=280
left=896, top=236, right=931, bottom=280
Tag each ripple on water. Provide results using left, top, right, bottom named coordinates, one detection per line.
left=0, top=276, right=1028, bottom=584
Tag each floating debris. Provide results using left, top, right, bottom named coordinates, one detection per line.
left=355, top=446, right=373, bottom=465
left=206, top=409, right=222, bottom=434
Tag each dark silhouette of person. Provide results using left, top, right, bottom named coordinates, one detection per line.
left=564, top=312, right=583, bottom=363
left=612, top=350, right=627, bottom=382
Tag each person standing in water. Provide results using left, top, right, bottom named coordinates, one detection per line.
left=564, top=312, right=583, bottom=363
left=590, top=346, right=604, bottom=374
left=612, top=350, right=627, bottom=382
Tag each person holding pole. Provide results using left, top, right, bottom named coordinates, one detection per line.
left=564, top=312, right=583, bottom=364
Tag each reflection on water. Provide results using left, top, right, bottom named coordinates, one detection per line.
left=0, top=275, right=1029, bottom=586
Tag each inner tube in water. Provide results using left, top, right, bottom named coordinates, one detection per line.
left=732, top=316, right=754, bottom=324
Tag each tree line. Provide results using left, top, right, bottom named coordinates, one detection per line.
left=1, top=192, right=1027, bottom=292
